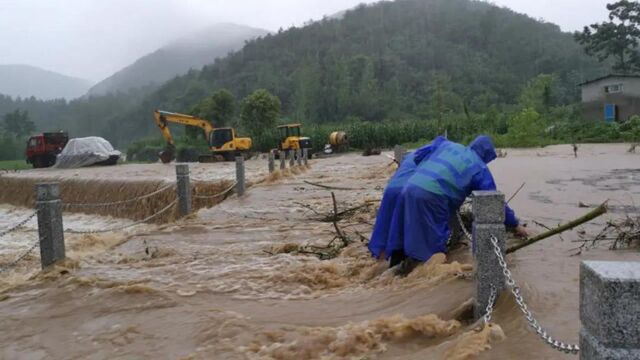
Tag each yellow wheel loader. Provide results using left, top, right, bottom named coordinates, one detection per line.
left=277, top=124, right=312, bottom=152
left=154, top=110, right=252, bottom=163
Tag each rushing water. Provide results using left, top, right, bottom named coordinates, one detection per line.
left=0, top=144, right=639, bottom=359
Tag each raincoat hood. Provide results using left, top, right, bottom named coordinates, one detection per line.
left=469, top=136, right=497, bottom=164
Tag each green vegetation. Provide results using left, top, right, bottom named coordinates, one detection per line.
left=0, top=109, right=34, bottom=160
left=0, top=0, right=607, bottom=148
left=0, top=160, right=30, bottom=170
left=2, top=0, right=639, bottom=155
left=240, top=89, right=282, bottom=136
left=575, top=1, right=640, bottom=73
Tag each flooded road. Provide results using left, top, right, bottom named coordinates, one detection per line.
left=0, top=144, right=639, bottom=359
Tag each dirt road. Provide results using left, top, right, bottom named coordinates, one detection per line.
left=0, top=144, right=639, bottom=359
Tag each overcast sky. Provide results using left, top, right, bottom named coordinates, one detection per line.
left=0, top=0, right=611, bottom=83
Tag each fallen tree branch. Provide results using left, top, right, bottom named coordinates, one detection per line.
left=507, top=201, right=608, bottom=254
left=507, top=182, right=526, bottom=204
left=304, top=180, right=363, bottom=191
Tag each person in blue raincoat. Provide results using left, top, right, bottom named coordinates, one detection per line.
left=368, top=152, right=417, bottom=261
left=386, top=135, right=529, bottom=275
left=368, top=140, right=446, bottom=267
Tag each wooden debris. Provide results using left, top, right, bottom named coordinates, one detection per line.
left=507, top=201, right=608, bottom=254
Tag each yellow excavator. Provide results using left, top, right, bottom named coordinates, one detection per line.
left=154, top=110, right=252, bottom=163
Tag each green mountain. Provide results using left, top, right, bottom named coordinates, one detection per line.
left=0, top=64, right=92, bottom=100
left=0, top=0, right=606, bottom=150
left=102, top=0, right=604, bottom=144
left=87, top=23, right=268, bottom=96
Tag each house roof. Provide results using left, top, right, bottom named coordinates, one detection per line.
left=579, top=74, right=640, bottom=86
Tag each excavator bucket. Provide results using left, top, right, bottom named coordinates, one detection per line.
left=159, top=145, right=176, bottom=164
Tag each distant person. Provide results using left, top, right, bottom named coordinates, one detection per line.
left=384, top=135, right=529, bottom=276
left=572, top=144, right=578, bottom=158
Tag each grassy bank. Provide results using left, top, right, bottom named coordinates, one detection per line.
left=0, top=160, right=31, bottom=170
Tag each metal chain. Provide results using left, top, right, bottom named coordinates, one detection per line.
left=490, top=235, right=580, bottom=354
left=0, top=237, right=39, bottom=273
left=457, top=211, right=472, bottom=241
left=63, top=183, right=175, bottom=208
left=193, top=182, right=237, bottom=199
left=484, top=285, right=497, bottom=326
left=0, top=211, right=38, bottom=239
left=66, top=198, right=178, bottom=234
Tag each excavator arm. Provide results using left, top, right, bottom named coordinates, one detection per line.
left=154, top=110, right=215, bottom=163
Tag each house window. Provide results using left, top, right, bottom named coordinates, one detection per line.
left=604, top=84, right=623, bottom=93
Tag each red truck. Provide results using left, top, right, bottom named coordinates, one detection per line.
left=25, top=132, right=69, bottom=168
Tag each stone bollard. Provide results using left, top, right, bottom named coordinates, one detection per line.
left=36, top=183, right=65, bottom=268
left=472, top=191, right=506, bottom=320
left=296, top=149, right=303, bottom=166
left=580, top=261, right=640, bottom=359
left=236, top=156, right=246, bottom=197
left=303, top=148, right=309, bottom=166
left=268, top=151, right=275, bottom=173
left=279, top=150, right=286, bottom=170
left=289, top=150, right=295, bottom=167
left=175, top=164, right=192, bottom=217
left=394, top=145, right=405, bottom=164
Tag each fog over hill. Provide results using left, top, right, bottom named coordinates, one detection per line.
left=0, top=64, right=92, bottom=100
left=87, top=23, right=269, bottom=96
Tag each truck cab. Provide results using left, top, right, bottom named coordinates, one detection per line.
left=25, top=132, right=69, bottom=168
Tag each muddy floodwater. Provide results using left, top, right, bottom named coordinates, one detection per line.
left=1, top=144, right=639, bottom=359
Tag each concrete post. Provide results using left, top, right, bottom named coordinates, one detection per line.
left=296, top=149, right=303, bottom=166
left=394, top=145, right=405, bottom=164
left=175, top=164, right=191, bottom=217
left=235, top=156, right=245, bottom=197
left=303, top=148, right=309, bottom=166
left=279, top=150, right=286, bottom=170
left=472, top=191, right=506, bottom=320
left=289, top=150, right=295, bottom=167
left=580, top=261, right=640, bottom=359
left=36, top=183, right=65, bottom=268
left=268, top=151, right=275, bottom=173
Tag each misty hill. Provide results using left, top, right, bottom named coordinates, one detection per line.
left=0, top=64, right=92, bottom=100
left=88, top=23, right=269, bottom=96
left=1, top=0, right=607, bottom=149
left=100, top=0, right=603, bottom=142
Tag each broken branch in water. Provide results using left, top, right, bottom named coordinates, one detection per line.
left=303, top=180, right=363, bottom=191
left=507, top=201, right=608, bottom=254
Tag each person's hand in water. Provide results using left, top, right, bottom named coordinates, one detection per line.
left=513, top=225, right=531, bottom=238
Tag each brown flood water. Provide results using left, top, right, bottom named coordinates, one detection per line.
left=0, top=144, right=639, bottom=359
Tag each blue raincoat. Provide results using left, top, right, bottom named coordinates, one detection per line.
left=368, top=141, right=443, bottom=259
left=386, top=136, right=518, bottom=262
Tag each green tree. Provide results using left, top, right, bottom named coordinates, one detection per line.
left=518, top=74, right=555, bottom=113
left=3, top=109, right=35, bottom=137
left=191, top=89, right=236, bottom=127
left=504, top=108, right=548, bottom=147
left=575, top=1, right=640, bottom=73
left=240, top=89, right=281, bottom=135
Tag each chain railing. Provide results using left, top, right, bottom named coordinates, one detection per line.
left=193, top=181, right=237, bottom=200
left=63, top=183, right=175, bottom=208
left=0, top=237, right=39, bottom=273
left=0, top=211, right=38, bottom=239
left=489, top=235, right=580, bottom=354
left=66, top=198, right=178, bottom=234
left=483, top=285, right=497, bottom=326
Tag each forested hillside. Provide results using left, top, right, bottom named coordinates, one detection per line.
left=88, top=23, right=268, bottom=96
left=0, top=0, right=607, bottom=153
left=102, top=0, right=605, bottom=144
